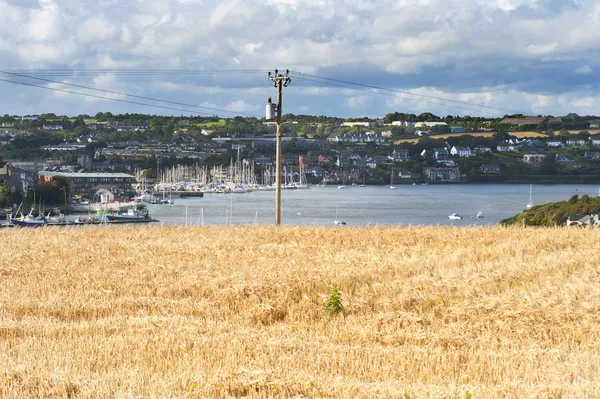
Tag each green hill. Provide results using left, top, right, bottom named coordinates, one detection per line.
left=500, top=194, right=600, bottom=226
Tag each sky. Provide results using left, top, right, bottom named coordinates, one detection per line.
left=0, top=0, right=599, bottom=118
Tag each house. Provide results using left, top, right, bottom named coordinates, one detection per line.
left=0, top=164, right=36, bottom=193
left=589, top=120, right=600, bottom=128
left=547, top=140, right=564, bottom=147
left=0, top=122, right=14, bottom=127
left=391, top=121, right=416, bottom=127
left=566, top=139, right=586, bottom=147
left=336, top=155, right=350, bottom=168
left=475, top=146, right=492, bottom=154
left=523, top=154, right=546, bottom=163
left=450, top=146, right=473, bottom=157
left=423, top=167, right=461, bottom=182
left=566, top=214, right=600, bottom=227
left=366, top=161, right=377, bottom=169
left=437, top=160, right=456, bottom=167
left=584, top=152, right=600, bottom=160
left=42, top=125, right=64, bottom=131
left=432, top=148, right=449, bottom=160
left=588, top=136, right=600, bottom=146
left=37, top=171, right=137, bottom=197
left=450, top=126, right=465, bottom=133
left=522, top=139, right=543, bottom=147
left=391, top=148, right=410, bottom=162
left=497, top=144, right=519, bottom=152
left=381, top=130, right=393, bottom=138
left=308, top=166, right=329, bottom=178
left=480, top=164, right=501, bottom=174
left=341, top=121, right=371, bottom=127
left=255, top=156, right=273, bottom=166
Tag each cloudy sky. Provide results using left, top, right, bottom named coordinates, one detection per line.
left=0, top=0, right=599, bottom=118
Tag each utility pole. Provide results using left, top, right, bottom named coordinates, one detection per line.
left=266, top=69, right=291, bottom=226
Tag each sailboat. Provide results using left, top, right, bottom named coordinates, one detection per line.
left=334, top=206, right=346, bottom=226
left=526, top=184, right=534, bottom=209
left=390, top=168, right=397, bottom=190
left=338, top=172, right=348, bottom=189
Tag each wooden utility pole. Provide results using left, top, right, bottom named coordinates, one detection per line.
left=267, top=70, right=291, bottom=226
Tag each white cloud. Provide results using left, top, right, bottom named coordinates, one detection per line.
left=225, top=100, right=259, bottom=113
left=575, top=65, right=593, bottom=75
left=78, top=16, right=116, bottom=42
left=0, top=0, right=599, bottom=117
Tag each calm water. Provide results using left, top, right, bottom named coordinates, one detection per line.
left=143, top=184, right=600, bottom=227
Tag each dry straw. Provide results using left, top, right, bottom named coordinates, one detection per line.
left=0, top=225, right=599, bottom=398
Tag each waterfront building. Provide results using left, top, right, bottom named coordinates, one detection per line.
left=38, top=171, right=136, bottom=198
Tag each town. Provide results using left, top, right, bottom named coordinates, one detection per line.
left=1, top=112, right=600, bottom=209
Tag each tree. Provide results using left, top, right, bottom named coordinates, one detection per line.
left=0, top=183, right=11, bottom=208
left=539, top=153, right=558, bottom=175
left=558, top=128, right=570, bottom=137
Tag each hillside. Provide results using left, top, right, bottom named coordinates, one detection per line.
left=1, top=226, right=600, bottom=398
left=501, top=194, right=600, bottom=226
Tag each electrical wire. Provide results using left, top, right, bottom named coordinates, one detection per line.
left=293, top=75, right=500, bottom=116
left=291, top=70, right=525, bottom=116
left=0, top=71, right=261, bottom=117
left=0, top=78, right=246, bottom=118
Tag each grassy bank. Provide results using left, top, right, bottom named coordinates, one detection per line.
left=1, top=226, right=600, bottom=398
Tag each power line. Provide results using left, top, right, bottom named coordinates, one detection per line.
left=1, top=69, right=268, bottom=76
left=293, top=75, right=500, bottom=116
left=0, top=78, right=248, bottom=118
left=0, top=71, right=261, bottom=117
left=291, top=70, right=525, bottom=116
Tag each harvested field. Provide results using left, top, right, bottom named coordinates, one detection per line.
left=1, top=226, right=599, bottom=398
left=394, top=129, right=600, bottom=144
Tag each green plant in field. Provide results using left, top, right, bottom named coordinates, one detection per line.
left=325, top=283, right=344, bottom=316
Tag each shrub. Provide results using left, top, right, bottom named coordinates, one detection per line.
left=325, top=283, right=344, bottom=316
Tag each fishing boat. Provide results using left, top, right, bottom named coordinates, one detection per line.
left=105, top=208, right=150, bottom=222
left=526, top=184, right=534, bottom=209
left=390, top=168, right=397, bottom=190
left=9, top=211, right=46, bottom=227
left=448, top=213, right=462, bottom=220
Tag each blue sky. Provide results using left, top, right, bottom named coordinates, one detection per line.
left=0, top=0, right=599, bottom=118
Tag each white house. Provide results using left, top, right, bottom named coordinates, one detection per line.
left=523, top=154, right=546, bottom=163
left=547, top=140, right=564, bottom=147
left=42, top=125, right=64, bottom=131
left=588, top=136, right=600, bottom=146
left=567, top=214, right=600, bottom=227
left=450, top=146, right=473, bottom=157
left=341, top=121, right=371, bottom=127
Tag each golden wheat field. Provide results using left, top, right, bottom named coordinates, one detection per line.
left=1, top=226, right=599, bottom=398
left=394, top=129, right=600, bottom=144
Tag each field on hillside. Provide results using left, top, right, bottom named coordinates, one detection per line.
left=395, top=129, right=600, bottom=144
left=1, top=226, right=600, bottom=398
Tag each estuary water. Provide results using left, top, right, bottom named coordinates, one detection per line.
left=146, top=184, right=599, bottom=227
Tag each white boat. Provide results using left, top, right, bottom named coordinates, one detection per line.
left=338, top=172, right=348, bottom=189
left=448, top=213, right=462, bottom=220
left=334, top=206, right=346, bottom=226
left=476, top=211, right=484, bottom=218
left=526, top=184, right=534, bottom=209
left=390, top=167, right=397, bottom=189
